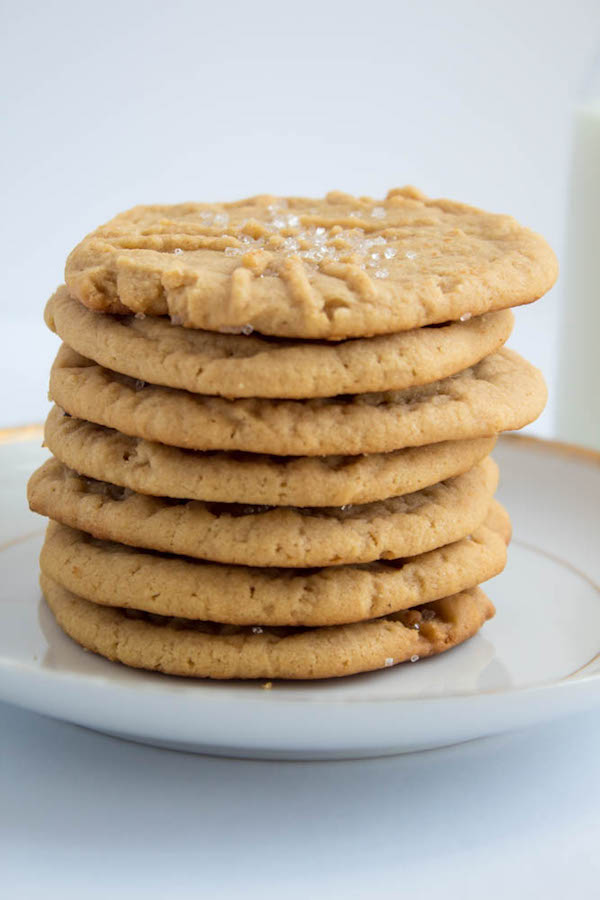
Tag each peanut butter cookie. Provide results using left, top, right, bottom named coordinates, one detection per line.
left=64, top=188, right=557, bottom=339
left=42, top=574, right=495, bottom=680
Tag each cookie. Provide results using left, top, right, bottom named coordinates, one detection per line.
left=45, top=286, right=514, bottom=399
left=41, top=574, right=495, bottom=679
left=49, top=345, right=547, bottom=456
left=64, top=188, right=557, bottom=339
left=27, top=457, right=498, bottom=567
left=39, top=504, right=508, bottom=625
left=45, top=407, right=496, bottom=507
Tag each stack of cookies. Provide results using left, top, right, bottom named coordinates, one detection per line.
left=27, top=188, right=557, bottom=680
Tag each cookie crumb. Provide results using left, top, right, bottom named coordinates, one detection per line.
left=262, top=681, right=273, bottom=690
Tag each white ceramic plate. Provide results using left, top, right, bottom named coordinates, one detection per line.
left=1, top=430, right=599, bottom=759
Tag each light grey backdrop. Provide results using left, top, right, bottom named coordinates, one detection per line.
left=2, top=0, right=598, bottom=432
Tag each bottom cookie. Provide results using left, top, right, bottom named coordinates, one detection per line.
left=41, top=574, right=495, bottom=680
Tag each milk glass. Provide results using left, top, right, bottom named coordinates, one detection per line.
left=556, top=54, right=600, bottom=449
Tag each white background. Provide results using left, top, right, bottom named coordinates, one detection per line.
left=2, top=0, right=598, bottom=432
left=2, top=3, right=600, bottom=898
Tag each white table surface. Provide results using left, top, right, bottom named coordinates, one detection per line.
left=2, top=699, right=599, bottom=899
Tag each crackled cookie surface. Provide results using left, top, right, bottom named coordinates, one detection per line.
left=42, top=575, right=495, bottom=679
left=64, top=188, right=557, bottom=339
left=45, top=407, right=496, bottom=506
left=40, top=505, right=508, bottom=625
left=27, top=457, right=498, bottom=567
left=49, top=345, right=547, bottom=456
left=45, top=286, right=514, bottom=398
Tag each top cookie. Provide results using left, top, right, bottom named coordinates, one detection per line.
left=64, top=187, right=558, bottom=339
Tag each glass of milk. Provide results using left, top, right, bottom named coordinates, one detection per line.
left=556, top=56, right=600, bottom=450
